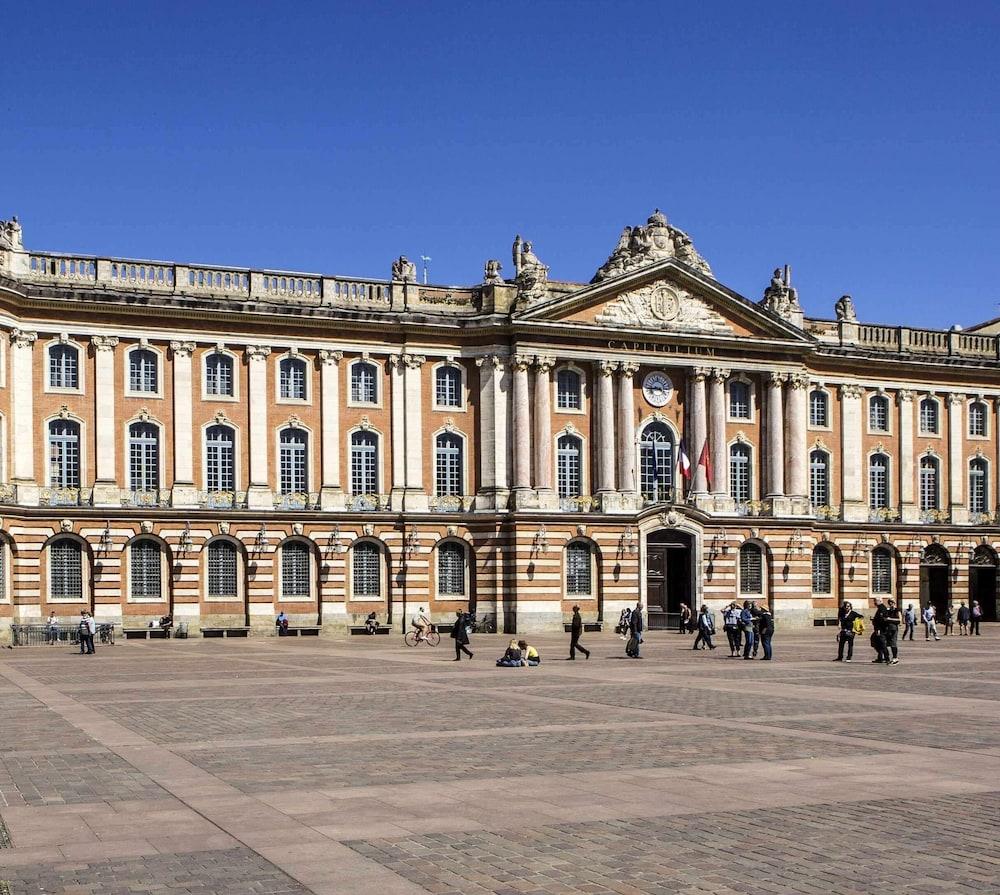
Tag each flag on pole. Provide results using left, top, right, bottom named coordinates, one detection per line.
left=697, top=440, right=712, bottom=490
left=678, top=438, right=692, bottom=480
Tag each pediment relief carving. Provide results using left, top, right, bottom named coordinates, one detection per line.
left=594, top=281, right=733, bottom=334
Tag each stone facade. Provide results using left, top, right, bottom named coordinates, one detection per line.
left=0, top=211, right=998, bottom=641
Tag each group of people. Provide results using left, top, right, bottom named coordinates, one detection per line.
left=918, top=600, right=983, bottom=639
left=614, top=602, right=646, bottom=658
left=496, top=639, right=540, bottom=666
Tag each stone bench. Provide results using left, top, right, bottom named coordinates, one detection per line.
left=274, top=625, right=321, bottom=637
left=562, top=622, right=603, bottom=633
left=201, top=627, right=252, bottom=638
left=123, top=627, right=170, bottom=640
left=813, top=618, right=839, bottom=627
left=350, top=625, right=391, bottom=635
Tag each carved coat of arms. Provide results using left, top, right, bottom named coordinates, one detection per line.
left=595, top=282, right=732, bottom=334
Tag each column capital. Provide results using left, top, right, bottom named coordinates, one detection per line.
left=689, top=365, right=711, bottom=381
left=598, top=359, right=617, bottom=377
left=475, top=353, right=507, bottom=371
left=767, top=371, right=787, bottom=387
left=168, top=340, right=195, bottom=358
left=245, top=344, right=271, bottom=362
left=839, top=382, right=864, bottom=400
left=388, top=352, right=425, bottom=370
left=92, top=335, right=120, bottom=353
left=619, top=361, right=640, bottom=378
left=10, top=329, right=36, bottom=347
left=897, top=389, right=915, bottom=404
left=710, top=367, right=730, bottom=384
left=533, top=355, right=555, bottom=373
left=948, top=392, right=967, bottom=406
left=318, top=349, right=344, bottom=366
left=787, top=371, right=810, bottom=390
left=512, top=353, right=534, bottom=372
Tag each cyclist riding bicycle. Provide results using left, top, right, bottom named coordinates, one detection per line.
left=411, top=607, right=431, bottom=642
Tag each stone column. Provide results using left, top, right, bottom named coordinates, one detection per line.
left=245, top=345, right=272, bottom=509
left=169, top=341, right=197, bottom=507
left=617, top=362, right=639, bottom=499
left=708, top=368, right=730, bottom=502
left=596, top=360, right=617, bottom=495
left=512, top=354, right=533, bottom=496
left=898, top=390, right=916, bottom=522
left=533, top=357, right=554, bottom=498
left=91, top=336, right=120, bottom=506
left=764, top=373, right=786, bottom=501
left=475, top=354, right=511, bottom=510
left=785, top=371, right=809, bottom=507
left=389, top=354, right=406, bottom=505
left=319, top=349, right=344, bottom=509
left=403, top=353, right=427, bottom=511
left=839, top=383, right=865, bottom=521
left=689, top=367, right=709, bottom=495
left=948, top=393, right=967, bottom=523
left=10, top=329, right=38, bottom=505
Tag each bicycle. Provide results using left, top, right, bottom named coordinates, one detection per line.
left=404, top=627, right=440, bottom=647
left=470, top=615, right=495, bottom=634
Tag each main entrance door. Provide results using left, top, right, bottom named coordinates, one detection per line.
left=646, top=529, right=693, bottom=630
left=970, top=545, right=998, bottom=622
left=919, top=544, right=951, bottom=619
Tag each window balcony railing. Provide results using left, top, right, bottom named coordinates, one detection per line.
left=428, top=494, right=475, bottom=512
left=641, top=489, right=675, bottom=508
left=40, top=487, right=90, bottom=507
left=273, top=491, right=320, bottom=510
left=198, top=490, right=248, bottom=509
left=121, top=489, right=171, bottom=508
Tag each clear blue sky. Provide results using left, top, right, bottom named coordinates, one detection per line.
left=4, top=1, right=999, bottom=328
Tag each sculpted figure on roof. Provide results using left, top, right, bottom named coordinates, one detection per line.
left=0, top=217, right=22, bottom=251
left=592, top=209, right=711, bottom=282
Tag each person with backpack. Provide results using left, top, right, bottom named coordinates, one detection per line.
left=692, top=605, right=716, bottom=650
left=971, top=600, right=983, bottom=636
left=757, top=604, right=774, bottom=660
left=836, top=601, right=862, bottom=662
left=903, top=604, right=917, bottom=641
left=627, top=602, right=644, bottom=658
left=923, top=604, right=940, bottom=641
left=739, top=601, right=756, bottom=660
left=957, top=601, right=971, bottom=635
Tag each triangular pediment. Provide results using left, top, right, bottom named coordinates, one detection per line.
left=516, top=259, right=812, bottom=344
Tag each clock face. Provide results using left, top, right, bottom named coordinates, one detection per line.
left=643, top=371, right=673, bottom=407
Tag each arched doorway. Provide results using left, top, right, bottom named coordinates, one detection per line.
left=970, top=545, right=998, bottom=622
left=645, top=529, right=694, bottom=630
left=920, top=544, right=950, bottom=618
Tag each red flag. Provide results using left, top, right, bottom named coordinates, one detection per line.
left=697, top=440, right=712, bottom=490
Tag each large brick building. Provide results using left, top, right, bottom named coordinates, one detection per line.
left=0, top=210, right=997, bottom=640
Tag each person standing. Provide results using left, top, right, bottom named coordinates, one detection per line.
left=957, top=601, right=970, bottom=635
left=450, top=610, right=473, bottom=661
left=870, top=599, right=890, bottom=664
left=568, top=605, right=590, bottom=660
left=723, top=602, right=741, bottom=656
left=740, top=601, right=756, bottom=660
left=45, top=612, right=59, bottom=645
left=903, top=604, right=917, bottom=641
left=971, top=600, right=982, bottom=636
left=678, top=603, right=691, bottom=635
left=693, top=605, right=716, bottom=650
left=836, top=601, right=862, bottom=662
left=923, top=604, right=940, bottom=641
left=943, top=603, right=954, bottom=636
left=883, top=598, right=901, bottom=665
left=628, top=602, right=644, bottom=658
left=758, top=604, right=774, bottom=660
left=79, top=611, right=96, bottom=655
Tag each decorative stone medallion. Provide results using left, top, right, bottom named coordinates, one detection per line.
left=642, top=371, right=673, bottom=407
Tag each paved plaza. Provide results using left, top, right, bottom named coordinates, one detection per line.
left=1, top=628, right=998, bottom=894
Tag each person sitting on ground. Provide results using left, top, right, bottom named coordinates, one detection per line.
left=518, top=639, right=540, bottom=666
left=365, top=611, right=379, bottom=634
left=496, top=639, right=522, bottom=667
left=411, top=606, right=431, bottom=642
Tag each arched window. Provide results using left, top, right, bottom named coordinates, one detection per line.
left=352, top=541, right=381, bottom=598
left=129, top=348, right=158, bottom=393
left=130, top=538, right=162, bottom=600
left=48, top=420, right=80, bottom=488
left=435, top=366, right=462, bottom=408
left=205, top=425, right=236, bottom=492
left=556, top=369, right=582, bottom=410
left=639, top=422, right=673, bottom=503
left=969, top=401, right=988, bottom=437
left=566, top=541, right=592, bottom=596
left=919, top=397, right=939, bottom=435
left=50, top=538, right=83, bottom=600
left=281, top=541, right=311, bottom=599
left=872, top=546, right=893, bottom=594
left=350, top=431, right=378, bottom=495
left=207, top=540, right=238, bottom=599
left=809, top=450, right=829, bottom=507
left=49, top=344, right=79, bottom=389
left=920, top=455, right=940, bottom=511
left=970, top=458, right=989, bottom=515
left=129, top=422, right=160, bottom=493
left=435, top=432, right=463, bottom=497
left=729, top=443, right=752, bottom=503
left=279, top=357, right=307, bottom=400
left=278, top=428, right=308, bottom=495
left=809, top=389, right=828, bottom=427
left=739, top=543, right=763, bottom=595
left=729, top=380, right=751, bottom=419
left=205, top=352, right=234, bottom=397
left=556, top=434, right=582, bottom=498
left=350, top=361, right=378, bottom=404
left=869, top=453, right=890, bottom=509
left=869, top=395, right=889, bottom=432
left=811, top=546, right=832, bottom=594
left=437, top=541, right=467, bottom=596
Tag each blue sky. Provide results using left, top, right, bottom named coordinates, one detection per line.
left=3, top=1, right=999, bottom=328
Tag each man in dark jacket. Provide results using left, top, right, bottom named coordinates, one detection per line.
left=628, top=602, right=644, bottom=658
left=836, top=601, right=862, bottom=662
left=450, top=610, right=473, bottom=661
left=757, top=605, right=774, bottom=660
left=568, top=605, right=590, bottom=660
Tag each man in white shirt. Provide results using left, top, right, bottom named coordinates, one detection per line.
left=922, top=604, right=940, bottom=641
left=411, top=607, right=430, bottom=642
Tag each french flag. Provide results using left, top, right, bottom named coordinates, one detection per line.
left=677, top=438, right=692, bottom=480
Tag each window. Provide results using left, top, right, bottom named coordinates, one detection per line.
left=556, top=434, right=582, bottom=498
left=205, top=425, right=235, bottom=492
left=920, top=456, right=939, bottom=511
left=130, top=539, right=161, bottom=600
left=50, top=538, right=83, bottom=600
left=811, top=547, right=832, bottom=594
left=739, top=543, right=763, bottom=594
left=129, top=348, right=158, bottom=393
left=49, top=344, right=79, bottom=389
left=969, top=401, right=988, bottom=437
left=350, top=361, right=378, bottom=404
left=205, top=353, right=234, bottom=397
left=869, top=395, right=889, bottom=432
left=281, top=541, right=311, bottom=599
left=350, top=431, right=378, bottom=495
left=435, top=366, right=462, bottom=408
left=809, top=450, right=829, bottom=507
left=352, top=541, right=381, bottom=597
left=730, top=443, right=751, bottom=503
left=566, top=542, right=592, bottom=595
left=556, top=369, right=582, bottom=410
left=872, top=547, right=892, bottom=594
left=639, top=422, right=673, bottom=503
left=279, top=428, right=308, bottom=495
left=729, top=380, right=751, bottom=419
left=437, top=541, right=466, bottom=596
left=128, top=422, right=160, bottom=493
left=48, top=420, right=80, bottom=488
left=279, top=357, right=307, bottom=400
left=435, top=432, right=463, bottom=497
left=970, top=458, right=989, bottom=515
left=869, top=453, right=890, bottom=510
left=809, top=390, right=828, bottom=427
left=207, top=540, right=238, bottom=599
left=919, top=398, right=939, bottom=435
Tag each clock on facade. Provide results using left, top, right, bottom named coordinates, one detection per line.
left=642, top=371, right=673, bottom=406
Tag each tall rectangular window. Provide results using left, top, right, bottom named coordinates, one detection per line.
left=869, top=396, right=889, bottom=432
left=739, top=545, right=763, bottom=594
left=872, top=549, right=892, bottom=594
left=129, top=423, right=159, bottom=492
left=352, top=543, right=380, bottom=597
left=208, top=541, right=238, bottom=599
left=48, top=421, right=80, bottom=489
left=437, top=542, right=466, bottom=596
left=435, top=366, right=462, bottom=407
left=869, top=454, right=889, bottom=509
left=350, top=432, right=378, bottom=495
left=206, top=353, right=234, bottom=396
left=970, top=460, right=988, bottom=514
left=729, top=381, right=751, bottom=419
left=556, top=369, right=582, bottom=410
left=556, top=435, right=582, bottom=498
left=351, top=362, right=377, bottom=404
left=281, top=542, right=311, bottom=598
left=130, top=539, right=162, bottom=599
left=435, top=434, right=463, bottom=496
left=730, top=445, right=751, bottom=503
left=279, top=358, right=306, bottom=400
left=969, top=402, right=987, bottom=437
left=919, top=399, right=939, bottom=435
left=809, top=390, right=828, bottom=427
left=566, top=543, right=592, bottom=595
left=279, top=429, right=308, bottom=494
left=129, top=349, right=158, bottom=393
left=811, top=548, right=831, bottom=594
left=50, top=539, right=83, bottom=600
left=809, top=451, right=829, bottom=507
left=49, top=345, right=79, bottom=389
left=920, top=457, right=939, bottom=511
left=205, top=425, right=235, bottom=492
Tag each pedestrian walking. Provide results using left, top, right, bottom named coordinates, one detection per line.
left=943, top=602, right=954, bottom=636
left=722, top=602, right=741, bottom=656
left=450, top=610, right=473, bottom=661
left=903, top=604, right=917, bottom=641
left=758, top=604, right=774, bottom=660
left=883, top=598, right=901, bottom=665
left=836, top=601, right=863, bottom=662
left=568, top=605, right=590, bottom=660
left=627, top=602, right=644, bottom=658
left=740, top=601, right=756, bottom=660
left=957, top=601, right=970, bottom=635
left=693, top=605, right=716, bottom=650
left=870, top=599, right=890, bottom=664
left=971, top=600, right=982, bottom=636
left=78, top=611, right=96, bottom=655
left=679, top=603, right=691, bottom=635
left=923, top=604, right=940, bottom=641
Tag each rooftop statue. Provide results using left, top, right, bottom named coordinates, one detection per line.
left=759, top=265, right=804, bottom=327
left=0, top=216, right=23, bottom=252
left=592, top=209, right=711, bottom=282
left=483, top=258, right=504, bottom=285
left=391, top=255, right=417, bottom=282
left=834, top=294, right=858, bottom=322
left=513, top=236, right=549, bottom=306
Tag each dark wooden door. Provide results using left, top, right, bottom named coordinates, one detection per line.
left=646, top=546, right=668, bottom=615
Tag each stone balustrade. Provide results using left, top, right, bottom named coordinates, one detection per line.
left=844, top=322, right=1000, bottom=360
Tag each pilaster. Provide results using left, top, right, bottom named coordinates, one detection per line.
left=533, top=356, right=555, bottom=503
left=616, top=362, right=640, bottom=511
left=245, top=344, right=272, bottom=509
left=475, top=354, right=511, bottom=510
left=596, top=360, right=616, bottom=495
left=169, top=340, right=198, bottom=508
left=840, top=383, right=866, bottom=522
left=511, top=354, right=534, bottom=507
left=689, top=367, right=710, bottom=500
left=708, top=367, right=733, bottom=513
left=899, top=390, right=917, bottom=522
left=318, top=349, right=345, bottom=510
left=92, top=335, right=120, bottom=507
left=948, top=393, right=967, bottom=523
left=785, top=370, right=810, bottom=515
left=10, top=329, right=38, bottom=506
left=402, top=353, right=427, bottom=511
